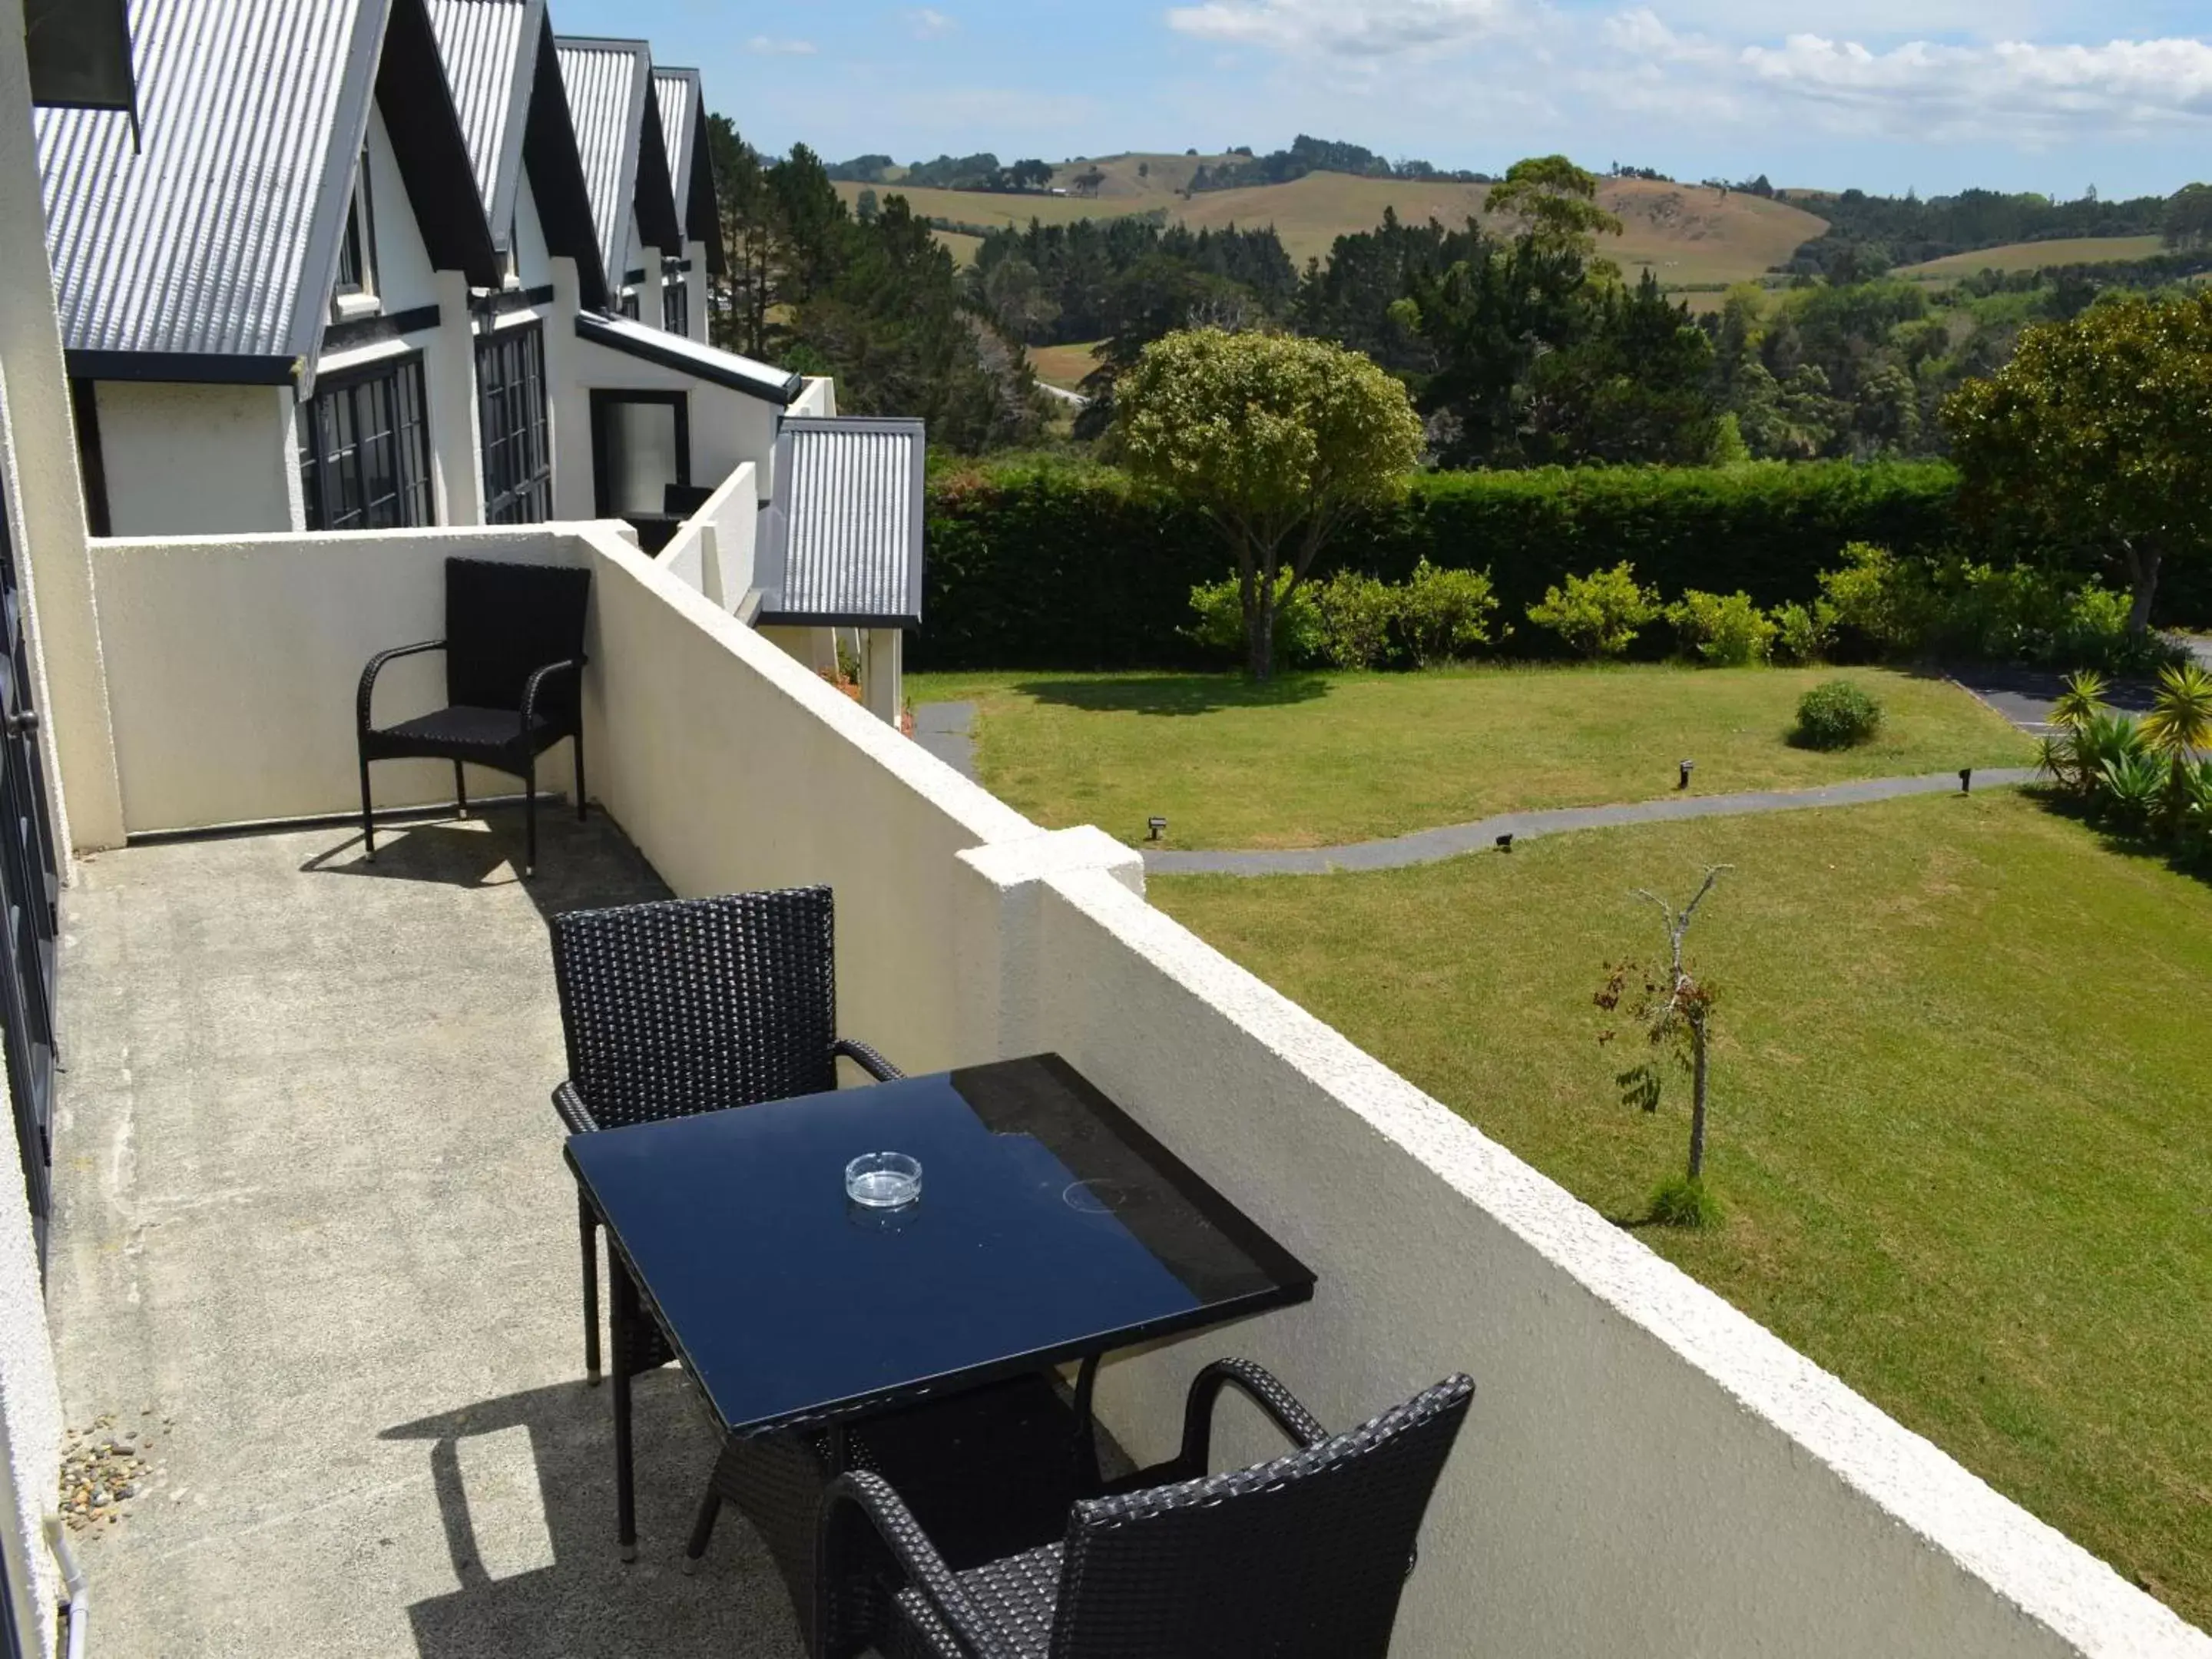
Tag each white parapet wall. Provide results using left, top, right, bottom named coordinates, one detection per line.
left=78, top=518, right=2212, bottom=1657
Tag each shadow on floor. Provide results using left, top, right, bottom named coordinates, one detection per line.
left=1012, top=673, right=1330, bottom=717
left=383, top=1373, right=803, bottom=1659
left=298, top=809, right=670, bottom=918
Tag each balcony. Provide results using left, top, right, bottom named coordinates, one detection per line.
left=45, top=516, right=2210, bottom=1656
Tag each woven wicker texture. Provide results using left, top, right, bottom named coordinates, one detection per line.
left=550, top=888, right=839, bottom=1129
left=835, top=1366, right=1475, bottom=1659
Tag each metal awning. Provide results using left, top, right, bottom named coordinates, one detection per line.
left=755, top=418, right=926, bottom=630
left=574, top=312, right=804, bottom=406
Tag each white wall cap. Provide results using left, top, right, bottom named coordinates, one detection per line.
left=958, top=826, right=1144, bottom=898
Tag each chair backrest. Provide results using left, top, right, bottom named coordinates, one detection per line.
left=1048, top=1374, right=1474, bottom=1659
left=548, top=888, right=840, bottom=1129
left=445, top=558, right=591, bottom=720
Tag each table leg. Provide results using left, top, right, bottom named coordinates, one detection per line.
left=1072, top=1355, right=1102, bottom=1490
left=611, top=1267, right=637, bottom=1562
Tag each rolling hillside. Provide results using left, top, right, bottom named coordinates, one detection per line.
left=834, top=167, right=1827, bottom=288
left=1894, top=236, right=2165, bottom=277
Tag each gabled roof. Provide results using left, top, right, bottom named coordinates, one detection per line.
left=555, top=35, right=680, bottom=291
left=426, top=0, right=608, bottom=307
left=653, top=67, right=725, bottom=276
left=756, top=419, right=927, bottom=630
left=575, top=313, right=802, bottom=405
left=38, top=0, right=498, bottom=383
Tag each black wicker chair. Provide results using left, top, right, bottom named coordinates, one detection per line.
left=549, top=887, right=1081, bottom=1639
left=357, top=558, right=591, bottom=876
left=817, top=1362, right=1475, bottom=1659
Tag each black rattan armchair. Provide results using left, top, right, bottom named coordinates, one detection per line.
left=818, top=1362, right=1475, bottom=1659
left=551, top=889, right=1080, bottom=1637
left=548, top=886, right=903, bottom=1386
left=357, top=558, right=591, bottom=876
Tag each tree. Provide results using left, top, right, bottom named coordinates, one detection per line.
left=855, top=188, right=879, bottom=225
left=2163, top=183, right=2212, bottom=250
left=1483, top=154, right=1623, bottom=259
left=1596, top=867, right=1731, bottom=1225
left=1114, top=329, right=1423, bottom=680
left=1944, top=292, right=2212, bottom=635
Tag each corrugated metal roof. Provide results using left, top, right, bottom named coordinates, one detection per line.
left=423, top=0, right=533, bottom=227
left=555, top=35, right=646, bottom=293
left=758, top=419, right=927, bottom=628
left=38, top=0, right=386, bottom=363
left=654, top=67, right=695, bottom=228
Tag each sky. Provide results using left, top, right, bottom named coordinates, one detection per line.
left=554, top=0, right=2212, bottom=200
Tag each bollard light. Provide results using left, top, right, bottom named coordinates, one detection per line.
left=1495, top=833, right=1515, bottom=853
left=1959, top=768, right=1973, bottom=795
left=1679, top=760, right=1694, bottom=791
left=1147, top=816, right=1168, bottom=842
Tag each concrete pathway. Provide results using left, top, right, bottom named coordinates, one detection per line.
left=1946, top=666, right=2157, bottom=737
left=913, top=700, right=979, bottom=780
left=1142, top=769, right=2041, bottom=878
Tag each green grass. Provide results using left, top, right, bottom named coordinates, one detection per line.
left=1896, top=235, right=2166, bottom=277
left=1028, top=340, right=1106, bottom=390
left=906, top=666, right=2035, bottom=849
left=1151, top=791, right=2212, bottom=1628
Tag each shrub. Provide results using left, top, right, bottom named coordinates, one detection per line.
left=1667, top=589, right=1778, bottom=667
left=1184, top=574, right=1325, bottom=667
left=1311, top=571, right=1400, bottom=671
left=1526, top=562, right=1661, bottom=660
left=1396, top=559, right=1499, bottom=667
left=1816, top=541, right=1924, bottom=657
left=1647, top=1173, right=1722, bottom=1229
left=1795, top=679, right=1884, bottom=748
left=1770, top=601, right=1833, bottom=665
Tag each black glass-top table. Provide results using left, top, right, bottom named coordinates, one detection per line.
left=564, top=1051, right=1316, bottom=1556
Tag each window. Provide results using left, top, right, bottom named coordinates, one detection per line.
left=297, top=355, right=432, bottom=531
left=477, top=324, right=552, bottom=525
left=618, top=289, right=641, bottom=321
left=589, top=389, right=688, bottom=520
left=332, top=148, right=377, bottom=306
left=662, top=276, right=687, bottom=337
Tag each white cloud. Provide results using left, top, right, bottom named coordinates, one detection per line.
left=1165, top=0, right=1515, bottom=57
left=906, top=8, right=959, bottom=37
left=1579, top=11, right=2212, bottom=143
left=747, top=36, right=819, bottom=56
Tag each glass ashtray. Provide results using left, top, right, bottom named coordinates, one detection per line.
left=845, top=1151, right=922, bottom=1210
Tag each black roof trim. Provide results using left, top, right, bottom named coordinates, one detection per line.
left=321, top=303, right=442, bottom=356
left=575, top=312, right=804, bottom=405
left=66, top=351, right=298, bottom=386
left=633, top=71, right=682, bottom=255
left=379, top=0, right=502, bottom=288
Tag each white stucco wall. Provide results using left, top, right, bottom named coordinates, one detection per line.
left=0, top=1061, right=60, bottom=1659
left=682, top=242, right=708, bottom=343
left=361, top=108, right=438, bottom=315
left=561, top=336, right=782, bottom=505
left=74, top=520, right=2212, bottom=1657
left=89, top=527, right=587, bottom=833
left=653, top=460, right=757, bottom=609
left=94, top=384, right=296, bottom=538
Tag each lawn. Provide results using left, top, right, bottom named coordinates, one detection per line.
left=1896, top=235, right=2166, bottom=278
left=906, top=665, right=2035, bottom=849
left=1028, top=339, right=1106, bottom=390
left=1151, top=791, right=2212, bottom=1628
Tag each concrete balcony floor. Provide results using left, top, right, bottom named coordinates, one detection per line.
left=50, top=809, right=808, bottom=1657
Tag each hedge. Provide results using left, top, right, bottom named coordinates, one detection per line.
left=915, top=459, right=1968, bottom=671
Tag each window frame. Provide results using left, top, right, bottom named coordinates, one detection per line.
left=588, top=388, right=690, bottom=520
left=661, top=276, right=687, bottom=337
left=476, top=322, right=553, bottom=525
left=296, top=351, right=435, bottom=533
left=332, top=147, right=379, bottom=306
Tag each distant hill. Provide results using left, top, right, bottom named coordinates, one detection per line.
left=833, top=167, right=1828, bottom=288
left=1893, top=236, right=2166, bottom=278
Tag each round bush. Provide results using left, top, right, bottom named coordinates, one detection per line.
left=1795, top=679, right=1884, bottom=748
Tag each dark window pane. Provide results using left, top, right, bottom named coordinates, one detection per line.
left=475, top=324, right=551, bottom=525
left=298, top=356, right=431, bottom=532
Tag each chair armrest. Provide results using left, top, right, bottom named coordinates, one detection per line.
left=816, top=1472, right=1019, bottom=1659
left=519, top=658, right=584, bottom=728
left=1171, top=1359, right=1329, bottom=1481
left=832, top=1039, right=904, bottom=1083
left=358, top=641, right=445, bottom=733
left=551, top=1080, right=598, bottom=1135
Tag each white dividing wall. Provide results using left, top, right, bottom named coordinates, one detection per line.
left=95, top=383, right=296, bottom=537
left=513, top=178, right=554, bottom=287
left=653, top=460, right=757, bottom=609
left=564, top=336, right=782, bottom=502
left=682, top=241, right=708, bottom=342
left=76, top=520, right=2212, bottom=1658
left=89, top=527, right=586, bottom=833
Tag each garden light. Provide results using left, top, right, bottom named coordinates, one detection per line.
left=1495, top=833, right=1514, bottom=853
left=1959, top=768, right=1972, bottom=794
left=1147, top=816, right=1168, bottom=842
left=1679, top=760, right=1694, bottom=790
